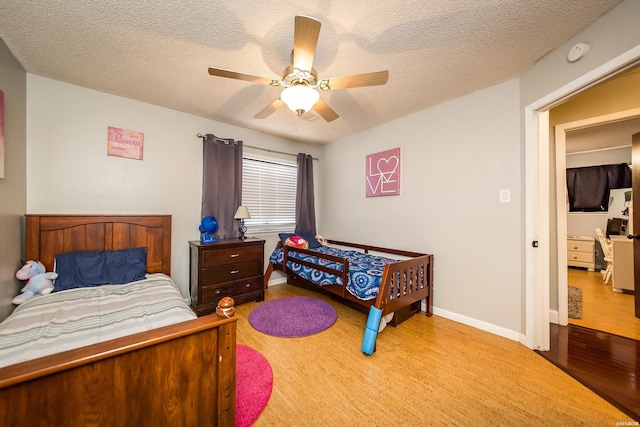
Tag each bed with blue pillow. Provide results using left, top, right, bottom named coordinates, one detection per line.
left=0, top=215, right=237, bottom=427
left=265, top=233, right=434, bottom=328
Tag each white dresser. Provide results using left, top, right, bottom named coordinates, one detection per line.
left=567, top=236, right=595, bottom=271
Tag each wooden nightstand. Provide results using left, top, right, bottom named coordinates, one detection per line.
left=189, top=238, right=265, bottom=316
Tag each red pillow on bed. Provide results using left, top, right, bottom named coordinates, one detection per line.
left=53, top=247, right=148, bottom=292
left=284, top=235, right=309, bottom=249
left=279, top=233, right=322, bottom=249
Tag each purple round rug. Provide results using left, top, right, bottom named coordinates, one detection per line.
left=249, top=296, right=338, bottom=337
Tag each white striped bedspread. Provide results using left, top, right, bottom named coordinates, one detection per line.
left=0, top=273, right=196, bottom=368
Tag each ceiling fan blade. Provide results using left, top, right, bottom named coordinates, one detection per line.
left=254, top=99, right=285, bottom=119
left=293, top=16, right=321, bottom=72
left=313, top=98, right=339, bottom=122
left=208, top=67, right=275, bottom=85
left=321, top=70, right=389, bottom=90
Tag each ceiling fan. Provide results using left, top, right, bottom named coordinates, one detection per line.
left=208, top=15, right=389, bottom=122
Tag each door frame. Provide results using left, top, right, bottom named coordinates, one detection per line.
left=555, top=109, right=640, bottom=327
left=525, top=45, right=640, bottom=351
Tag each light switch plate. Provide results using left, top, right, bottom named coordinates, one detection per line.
left=499, top=189, right=511, bottom=203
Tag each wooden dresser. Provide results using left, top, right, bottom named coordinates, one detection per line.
left=189, top=238, right=265, bottom=316
left=567, top=236, right=595, bottom=271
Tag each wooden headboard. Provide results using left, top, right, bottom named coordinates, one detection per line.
left=25, top=215, right=172, bottom=275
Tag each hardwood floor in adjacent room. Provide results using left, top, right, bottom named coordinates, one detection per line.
left=235, top=283, right=630, bottom=426
left=567, top=267, right=640, bottom=340
left=535, top=267, right=640, bottom=421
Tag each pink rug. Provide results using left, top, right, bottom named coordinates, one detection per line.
left=236, top=344, right=273, bottom=427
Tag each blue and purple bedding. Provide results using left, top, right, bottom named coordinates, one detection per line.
left=269, top=246, right=399, bottom=300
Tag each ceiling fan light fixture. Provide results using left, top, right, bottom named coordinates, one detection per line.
left=280, top=84, right=319, bottom=115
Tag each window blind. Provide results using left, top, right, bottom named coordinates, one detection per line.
left=242, top=157, right=297, bottom=233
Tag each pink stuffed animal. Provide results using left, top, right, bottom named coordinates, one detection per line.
left=13, top=260, right=58, bottom=304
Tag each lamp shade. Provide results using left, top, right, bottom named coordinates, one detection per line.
left=280, top=85, right=319, bottom=115
left=234, top=205, right=251, bottom=219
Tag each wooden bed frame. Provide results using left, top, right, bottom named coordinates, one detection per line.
left=0, top=214, right=237, bottom=426
left=265, top=239, right=433, bottom=327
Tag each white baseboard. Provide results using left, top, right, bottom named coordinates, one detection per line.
left=432, top=307, right=521, bottom=341
left=266, top=277, right=287, bottom=287
left=549, top=309, right=559, bottom=325
left=268, top=280, right=522, bottom=343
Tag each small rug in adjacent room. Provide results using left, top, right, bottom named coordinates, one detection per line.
left=568, top=286, right=583, bottom=319
left=236, top=344, right=273, bottom=427
left=249, top=296, right=338, bottom=337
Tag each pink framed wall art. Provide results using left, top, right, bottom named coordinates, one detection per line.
left=107, top=126, right=144, bottom=160
left=365, top=147, right=400, bottom=197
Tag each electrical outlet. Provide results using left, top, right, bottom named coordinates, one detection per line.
left=499, top=189, right=511, bottom=203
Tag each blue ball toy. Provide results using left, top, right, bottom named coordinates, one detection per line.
left=199, top=216, right=219, bottom=243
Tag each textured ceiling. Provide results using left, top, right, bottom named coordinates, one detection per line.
left=0, top=0, right=623, bottom=144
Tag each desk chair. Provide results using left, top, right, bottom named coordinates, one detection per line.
left=595, top=227, right=613, bottom=285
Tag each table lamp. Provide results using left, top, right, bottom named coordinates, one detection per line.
left=234, top=206, right=251, bottom=239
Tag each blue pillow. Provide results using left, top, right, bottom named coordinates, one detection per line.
left=53, top=247, right=148, bottom=292
left=278, top=232, right=321, bottom=249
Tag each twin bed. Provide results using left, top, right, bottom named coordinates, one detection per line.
left=0, top=215, right=236, bottom=427
left=265, top=235, right=434, bottom=328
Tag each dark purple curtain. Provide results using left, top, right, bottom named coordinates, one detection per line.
left=201, top=134, right=243, bottom=239
left=566, top=163, right=631, bottom=212
left=295, top=153, right=316, bottom=235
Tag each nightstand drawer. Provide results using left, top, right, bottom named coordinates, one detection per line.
left=202, top=260, right=262, bottom=283
left=234, top=276, right=263, bottom=295
left=201, top=282, right=234, bottom=304
left=567, top=240, right=593, bottom=253
left=202, top=246, right=262, bottom=267
left=567, top=251, right=593, bottom=263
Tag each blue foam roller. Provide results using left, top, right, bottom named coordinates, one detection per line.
left=366, top=306, right=383, bottom=330
left=361, top=306, right=383, bottom=355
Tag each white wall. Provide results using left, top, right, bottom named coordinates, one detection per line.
left=26, top=75, right=320, bottom=297
left=320, top=79, right=522, bottom=337
left=0, top=37, right=27, bottom=321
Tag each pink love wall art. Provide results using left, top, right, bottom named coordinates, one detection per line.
left=365, top=147, right=400, bottom=197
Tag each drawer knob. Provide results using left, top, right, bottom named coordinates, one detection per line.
left=572, top=246, right=578, bottom=249
left=245, top=283, right=251, bottom=288
left=230, top=253, right=240, bottom=258
left=230, top=269, right=240, bottom=274
left=215, top=289, right=222, bottom=295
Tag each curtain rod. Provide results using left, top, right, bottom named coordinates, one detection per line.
left=196, top=133, right=319, bottom=160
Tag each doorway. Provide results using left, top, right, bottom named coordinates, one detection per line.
left=555, top=111, right=640, bottom=339
left=525, top=45, right=640, bottom=351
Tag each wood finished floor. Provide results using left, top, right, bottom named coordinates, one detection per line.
left=567, top=268, right=640, bottom=340
left=537, top=323, right=640, bottom=421
left=534, top=268, right=640, bottom=421
left=235, top=284, right=631, bottom=426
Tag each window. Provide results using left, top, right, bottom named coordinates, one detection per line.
left=566, top=163, right=631, bottom=212
left=242, top=156, right=296, bottom=233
